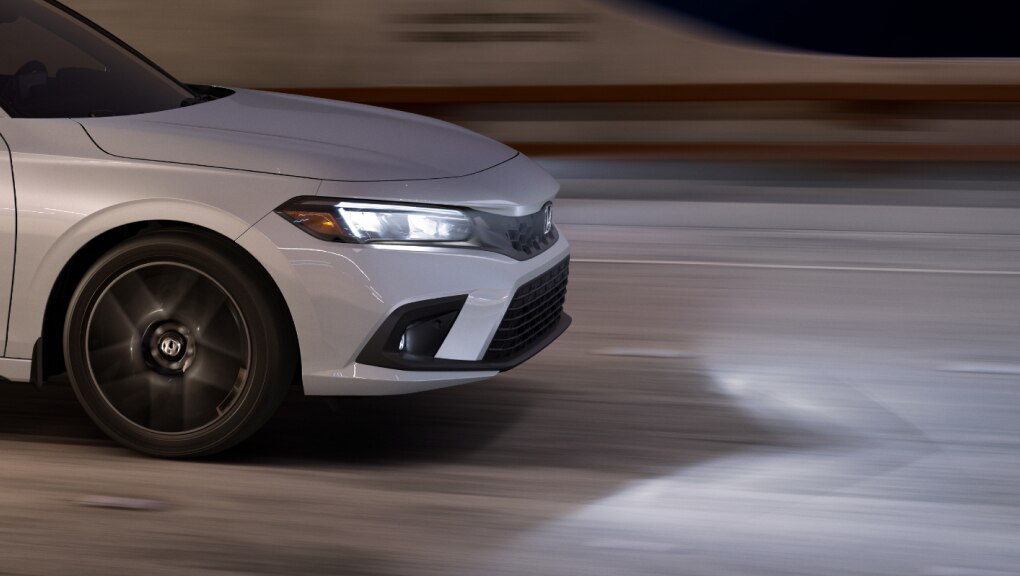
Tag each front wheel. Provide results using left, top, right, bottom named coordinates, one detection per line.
left=64, top=230, right=295, bottom=457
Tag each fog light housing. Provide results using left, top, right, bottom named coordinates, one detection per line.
left=357, top=295, right=468, bottom=367
left=400, top=311, right=460, bottom=358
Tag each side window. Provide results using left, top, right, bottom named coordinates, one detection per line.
left=0, top=16, right=108, bottom=118
left=0, top=18, right=104, bottom=76
left=0, top=0, right=191, bottom=119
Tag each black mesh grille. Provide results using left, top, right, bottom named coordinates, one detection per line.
left=484, top=258, right=569, bottom=361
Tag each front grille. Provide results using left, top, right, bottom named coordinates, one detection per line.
left=470, top=203, right=558, bottom=261
left=503, top=209, right=557, bottom=258
left=484, top=258, right=569, bottom=361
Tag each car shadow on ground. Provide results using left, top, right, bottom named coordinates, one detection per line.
left=222, top=379, right=538, bottom=465
left=0, top=373, right=538, bottom=462
left=0, top=351, right=842, bottom=481
left=0, top=376, right=107, bottom=444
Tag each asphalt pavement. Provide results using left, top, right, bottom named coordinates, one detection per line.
left=1, top=161, right=1018, bottom=575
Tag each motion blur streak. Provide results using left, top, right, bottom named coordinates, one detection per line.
left=5, top=0, right=1019, bottom=574
left=573, top=258, right=1020, bottom=276
left=57, top=0, right=1020, bottom=87
left=2, top=159, right=1020, bottom=575
left=60, top=0, right=1020, bottom=163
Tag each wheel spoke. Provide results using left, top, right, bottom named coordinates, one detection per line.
left=91, top=292, right=142, bottom=346
left=98, top=373, right=153, bottom=425
left=188, top=344, right=247, bottom=390
left=87, top=337, right=144, bottom=382
left=160, top=269, right=204, bottom=316
left=85, top=261, right=252, bottom=435
left=193, top=327, right=246, bottom=366
left=190, top=290, right=230, bottom=333
left=147, top=373, right=184, bottom=432
left=109, top=268, right=164, bottom=320
left=183, top=373, right=239, bottom=428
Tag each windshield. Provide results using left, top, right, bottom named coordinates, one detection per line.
left=0, top=0, right=194, bottom=118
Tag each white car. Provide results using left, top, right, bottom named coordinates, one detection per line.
left=0, top=0, right=570, bottom=457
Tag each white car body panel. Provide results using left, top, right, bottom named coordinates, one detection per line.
left=0, top=117, right=320, bottom=359
left=0, top=98, right=568, bottom=395
left=0, top=131, right=15, bottom=355
left=238, top=213, right=569, bottom=395
left=301, top=364, right=497, bottom=397
left=79, top=89, right=517, bottom=182
left=314, top=152, right=559, bottom=217
left=0, top=358, right=30, bottom=380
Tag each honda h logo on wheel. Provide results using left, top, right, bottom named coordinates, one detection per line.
left=160, top=334, right=184, bottom=359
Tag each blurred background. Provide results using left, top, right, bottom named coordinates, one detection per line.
left=5, top=1, right=1020, bottom=575
left=55, top=0, right=1020, bottom=159
left=58, top=0, right=1020, bottom=86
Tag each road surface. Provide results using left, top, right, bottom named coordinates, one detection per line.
left=1, top=161, right=1018, bottom=575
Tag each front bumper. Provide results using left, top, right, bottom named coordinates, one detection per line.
left=238, top=212, right=570, bottom=396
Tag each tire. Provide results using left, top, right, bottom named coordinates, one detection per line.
left=64, top=230, right=295, bottom=457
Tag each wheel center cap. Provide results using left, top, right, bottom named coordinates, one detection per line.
left=158, top=332, right=185, bottom=360
left=144, top=322, right=195, bottom=374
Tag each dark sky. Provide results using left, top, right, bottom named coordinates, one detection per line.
left=635, top=1, right=1020, bottom=57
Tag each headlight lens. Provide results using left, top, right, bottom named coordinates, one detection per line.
left=277, top=198, right=474, bottom=243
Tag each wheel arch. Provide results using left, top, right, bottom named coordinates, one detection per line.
left=32, top=207, right=301, bottom=385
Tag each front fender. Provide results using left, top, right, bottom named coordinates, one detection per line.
left=6, top=197, right=308, bottom=359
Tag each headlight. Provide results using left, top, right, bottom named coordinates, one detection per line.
left=276, top=198, right=474, bottom=244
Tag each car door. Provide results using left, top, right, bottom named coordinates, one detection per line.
left=0, top=120, right=15, bottom=356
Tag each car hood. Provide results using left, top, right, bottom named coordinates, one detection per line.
left=78, top=89, right=518, bottom=182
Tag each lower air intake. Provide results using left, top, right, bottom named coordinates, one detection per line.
left=484, top=258, right=569, bottom=361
